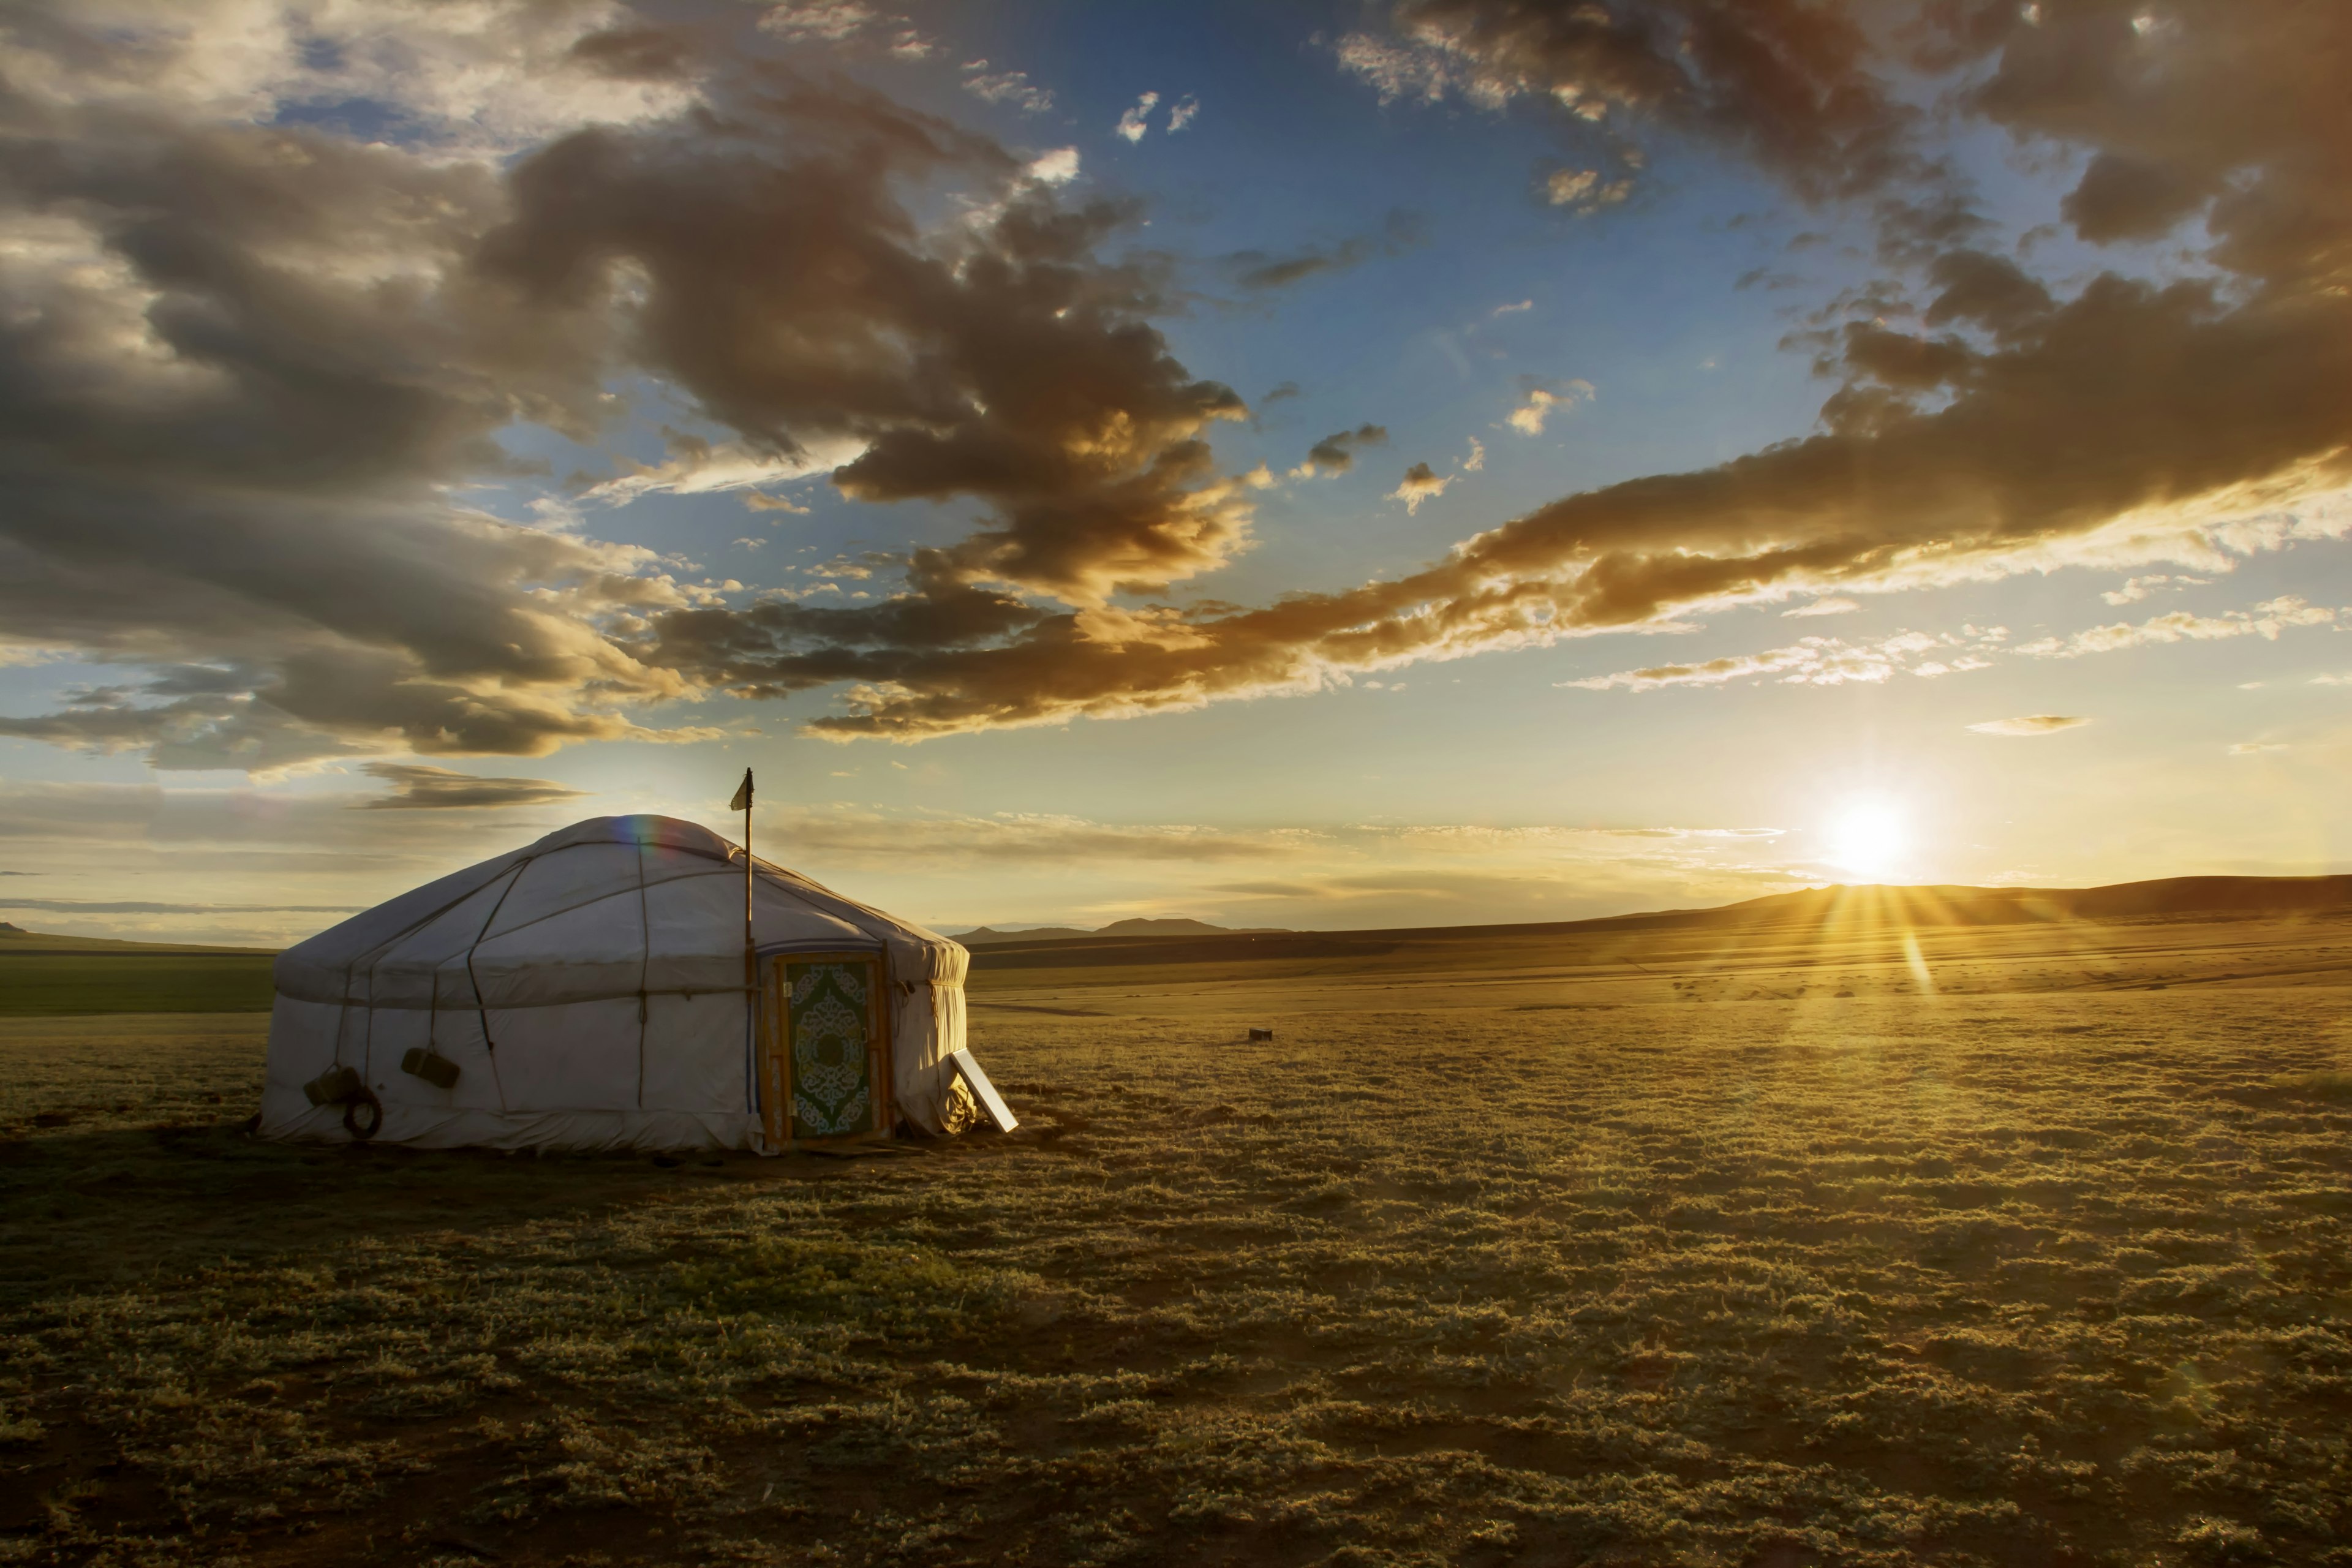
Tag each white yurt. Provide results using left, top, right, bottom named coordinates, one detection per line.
left=259, top=815, right=982, bottom=1151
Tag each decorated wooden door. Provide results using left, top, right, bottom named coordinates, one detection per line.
left=761, top=952, right=892, bottom=1147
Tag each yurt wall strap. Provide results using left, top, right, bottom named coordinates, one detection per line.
left=463, top=858, right=532, bottom=1115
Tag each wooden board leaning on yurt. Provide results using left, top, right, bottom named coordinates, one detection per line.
left=0, top=929, right=279, bottom=1016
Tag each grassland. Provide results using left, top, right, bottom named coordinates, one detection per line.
left=3, top=908, right=2351, bottom=1566
left=0, top=932, right=277, bottom=1017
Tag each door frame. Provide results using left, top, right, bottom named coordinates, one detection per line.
left=760, top=949, right=894, bottom=1149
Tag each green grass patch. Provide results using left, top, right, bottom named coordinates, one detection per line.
left=0, top=953, right=277, bottom=1015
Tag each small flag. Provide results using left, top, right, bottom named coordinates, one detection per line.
left=728, top=768, right=753, bottom=813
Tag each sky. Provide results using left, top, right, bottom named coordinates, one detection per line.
left=2, top=0, right=2350, bottom=946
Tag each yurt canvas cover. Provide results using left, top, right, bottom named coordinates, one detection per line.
left=260, top=815, right=973, bottom=1150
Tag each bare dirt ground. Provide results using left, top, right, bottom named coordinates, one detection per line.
left=4, top=911, right=2351, bottom=1567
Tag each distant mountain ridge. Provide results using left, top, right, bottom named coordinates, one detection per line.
left=949, top=917, right=1291, bottom=946
left=957, top=873, right=2352, bottom=970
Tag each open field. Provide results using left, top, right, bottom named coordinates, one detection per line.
left=0, top=932, right=278, bottom=1018
left=4, top=909, right=2352, bottom=1566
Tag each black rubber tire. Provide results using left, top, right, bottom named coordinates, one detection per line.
left=342, top=1087, right=383, bottom=1141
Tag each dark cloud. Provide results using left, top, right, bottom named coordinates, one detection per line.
left=0, top=5, right=1259, bottom=770
left=1224, top=210, right=1428, bottom=292
left=356, top=763, right=589, bottom=811
left=2061, top=153, right=2209, bottom=244
left=1339, top=1, right=1924, bottom=205
left=0, top=0, right=704, bottom=771
left=1949, top=1, right=2351, bottom=289
left=1294, top=424, right=1390, bottom=478
left=1920, top=249, right=2054, bottom=341
left=568, top=25, right=696, bottom=81
left=483, top=86, right=1253, bottom=605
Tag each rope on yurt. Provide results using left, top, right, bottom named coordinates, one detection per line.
left=465, top=856, right=532, bottom=1115
left=295, top=846, right=540, bottom=1136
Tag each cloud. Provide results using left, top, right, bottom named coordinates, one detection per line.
left=1505, top=379, right=1594, bottom=435
left=9, top=0, right=2352, bottom=770
left=1167, top=96, right=1199, bottom=133
left=0, top=2, right=728, bottom=772
left=484, top=93, right=1258, bottom=613
left=762, top=3, right=884, bottom=43
left=581, top=430, right=862, bottom=508
left=2100, top=573, right=2205, bottom=606
left=1491, top=300, right=1533, bottom=317
left=1336, top=0, right=1926, bottom=210
left=1967, top=715, right=2090, bottom=736
left=1290, top=424, right=1390, bottom=480
left=0, top=778, right=1787, bottom=943
left=778, top=807, right=1319, bottom=864
left=1022, top=147, right=1081, bottom=185
left=0, top=15, right=1290, bottom=772
left=1782, top=598, right=1860, bottom=617
left=1565, top=591, right=2343, bottom=703
left=1545, top=168, right=1633, bottom=211
left=961, top=61, right=1054, bottom=115
left=1462, top=437, right=1486, bottom=472
left=356, top=762, right=590, bottom=810
left=1390, top=462, right=1452, bottom=515
left=777, top=806, right=1802, bottom=930
left=1565, top=627, right=2004, bottom=692
left=2228, top=741, right=2288, bottom=756
left=0, top=778, right=598, bottom=943
left=756, top=2, right=938, bottom=59
left=2014, top=598, right=2338, bottom=659
left=1224, top=209, right=1428, bottom=292
left=1115, top=91, right=1159, bottom=143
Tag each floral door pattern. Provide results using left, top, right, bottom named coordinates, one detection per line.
left=786, top=959, right=875, bottom=1139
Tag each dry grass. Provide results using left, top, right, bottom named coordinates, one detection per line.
left=4, top=916, right=2352, bottom=1567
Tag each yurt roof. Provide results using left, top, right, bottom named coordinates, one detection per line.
left=274, top=814, right=965, bottom=1011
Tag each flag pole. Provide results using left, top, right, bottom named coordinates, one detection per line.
left=731, top=767, right=756, bottom=1112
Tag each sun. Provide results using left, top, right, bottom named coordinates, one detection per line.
left=1826, top=795, right=1911, bottom=882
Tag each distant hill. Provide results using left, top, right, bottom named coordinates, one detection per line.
left=1686, top=874, right=2352, bottom=929
left=951, top=917, right=1291, bottom=946
left=951, top=926, right=1096, bottom=946
left=963, top=873, right=2352, bottom=970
